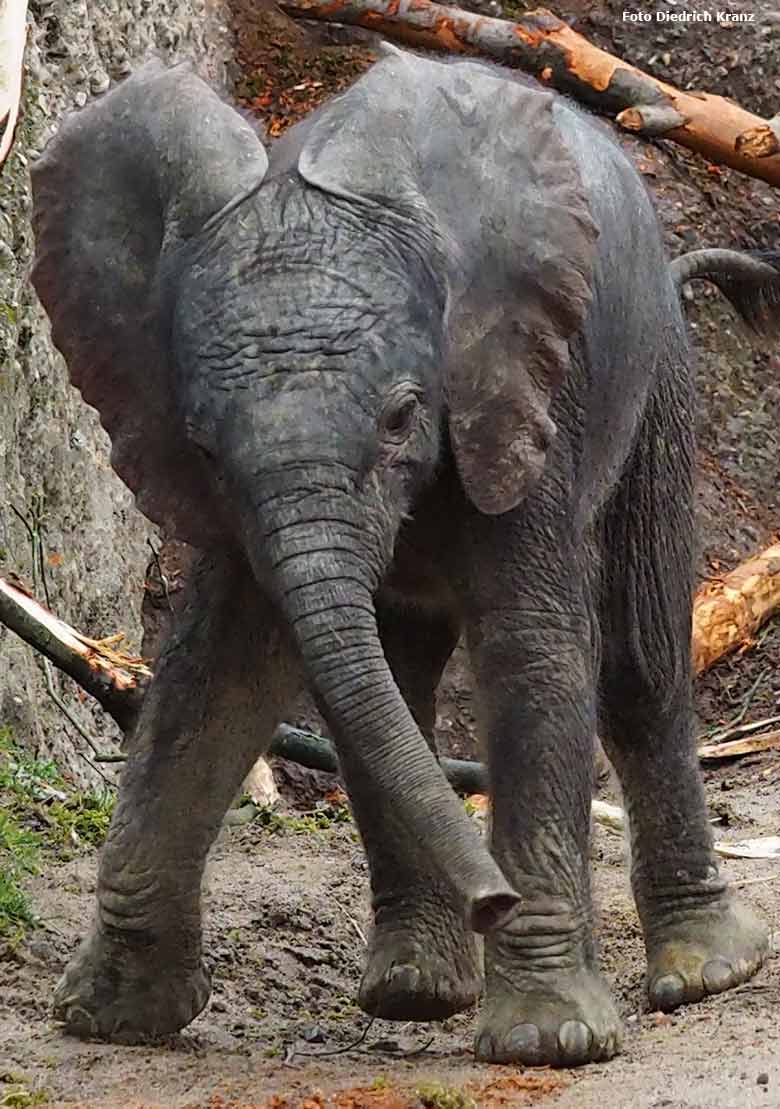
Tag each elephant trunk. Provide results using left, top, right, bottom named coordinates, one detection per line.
left=251, top=488, right=520, bottom=935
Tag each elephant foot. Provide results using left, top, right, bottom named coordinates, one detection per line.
left=358, top=910, right=481, bottom=1021
left=645, top=895, right=768, bottom=1012
left=475, top=964, right=622, bottom=1067
left=53, top=925, right=211, bottom=1043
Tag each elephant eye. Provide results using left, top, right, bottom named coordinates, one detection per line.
left=379, top=391, right=421, bottom=442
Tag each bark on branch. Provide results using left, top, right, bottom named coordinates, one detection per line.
left=281, top=0, right=780, bottom=188
left=0, top=576, right=150, bottom=733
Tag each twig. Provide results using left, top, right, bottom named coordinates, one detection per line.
left=708, top=714, right=780, bottom=744
left=706, top=668, right=770, bottom=742
left=146, top=537, right=174, bottom=618
left=735, top=872, right=780, bottom=889
left=287, top=1017, right=376, bottom=1060
left=698, top=729, right=780, bottom=762
left=344, top=910, right=367, bottom=947
left=11, top=501, right=120, bottom=786
left=40, top=659, right=117, bottom=787
left=394, top=1034, right=435, bottom=1057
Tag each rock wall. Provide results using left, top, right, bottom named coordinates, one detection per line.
left=0, top=0, right=233, bottom=783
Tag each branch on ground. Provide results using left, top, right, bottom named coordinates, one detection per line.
left=0, top=576, right=150, bottom=734
left=280, top=0, right=780, bottom=188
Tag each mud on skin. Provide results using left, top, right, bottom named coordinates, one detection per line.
left=30, top=46, right=778, bottom=1066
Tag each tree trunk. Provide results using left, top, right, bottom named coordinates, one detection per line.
left=281, top=0, right=780, bottom=188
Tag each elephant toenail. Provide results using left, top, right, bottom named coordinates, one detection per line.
left=702, top=958, right=733, bottom=995
left=506, top=1023, right=543, bottom=1064
left=651, top=972, right=686, bottom=1011
left=387, top=964, right=421, bottom=994
left=557, top=1019, right=593, bottom=1063
left=474, top=1031, right=497, bottom=1061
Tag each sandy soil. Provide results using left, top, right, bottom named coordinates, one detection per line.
left=2, top=748, right=779, bottom=1109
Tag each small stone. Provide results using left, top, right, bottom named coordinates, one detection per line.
left=300, top=1023, right=326, bottom=1044
left=90, top=71, right=111, bottom=95
left=757, top=1073, right=769, bottom=1086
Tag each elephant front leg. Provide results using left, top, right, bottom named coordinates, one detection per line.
left=54, top=553, right=300, bottom=1042
left=466, top=519, right=621, bottom=1068
left=345, top=600, right=481, bottom=1022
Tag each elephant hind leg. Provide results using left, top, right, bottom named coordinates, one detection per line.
left=598, top=363, right=768, bottom=1012
left=348, top=599, right=481, bottom=1022
left=53, top=551, right=302, bottom=1043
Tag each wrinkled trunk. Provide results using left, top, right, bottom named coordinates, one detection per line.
left=250, top=487, right=520, bottom=934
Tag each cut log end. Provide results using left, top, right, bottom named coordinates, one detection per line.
left=616, top=103, right=688, bottom=136
left=735, top=125, right=780, bottom=159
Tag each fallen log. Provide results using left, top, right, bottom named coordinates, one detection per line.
left=272, top=722, right=489, bottom=793
left=692, top=543, right=780, bottom=675
left=281, top=0, right=780, bottom=189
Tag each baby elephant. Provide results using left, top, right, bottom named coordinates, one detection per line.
left=31, top=45, right=779, bottom=1065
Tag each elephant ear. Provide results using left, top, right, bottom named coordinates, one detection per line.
left=298, top=47, right=597, bottom=514
left=31, top=59, right=269, bottom=544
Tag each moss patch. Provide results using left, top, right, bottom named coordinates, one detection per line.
left=0, top=728, right=114, bottom=937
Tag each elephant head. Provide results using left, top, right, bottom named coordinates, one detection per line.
left=31, top=48, right=597, bottom=932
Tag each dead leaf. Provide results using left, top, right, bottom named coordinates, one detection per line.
left=468, top=1068, right=570, bottom=1105
left=333, top=1088, right=410, bottom=1109
left=324, top=786, right=349, bottom=808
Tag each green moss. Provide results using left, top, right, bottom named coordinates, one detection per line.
left=251, top=802, right=351, bottom=835
left=501, top=0, right=533, bottom=18
left=415, top=1084, right=477, bottom=1109
left=0, top=1083, right=51, bottom=1108
left=0, top=809, right=39, bottom=936
left=0, top=728, right=115, bottom=937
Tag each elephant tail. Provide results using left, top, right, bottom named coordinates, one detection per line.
left=670, top=248, right=780, bottom=338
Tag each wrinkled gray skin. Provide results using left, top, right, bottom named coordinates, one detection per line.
left=31, top=47, right=779, bottom=1066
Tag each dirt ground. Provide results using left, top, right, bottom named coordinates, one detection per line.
left=2, top=742, right=780, bottom=1109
